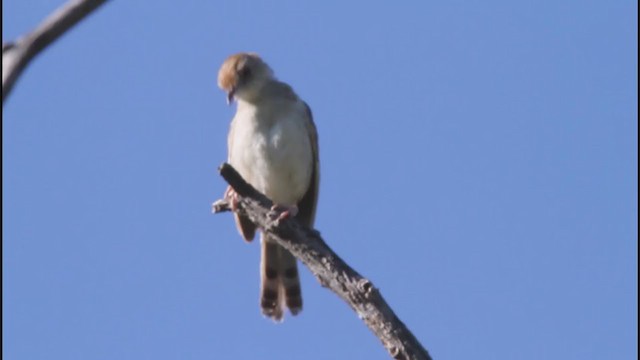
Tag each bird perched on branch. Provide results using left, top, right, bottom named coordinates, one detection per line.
left=217, top=52, right=320, bottom=322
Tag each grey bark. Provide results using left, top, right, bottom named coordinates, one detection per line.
left=212, top=163, right=433, bottom=360
left=2, top=0, right=109, bottom=103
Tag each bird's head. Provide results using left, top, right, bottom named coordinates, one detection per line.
left=217, top=52, right=274, bottom=104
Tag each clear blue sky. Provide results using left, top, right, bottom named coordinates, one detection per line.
left=3, top=1, right=637, bottom=359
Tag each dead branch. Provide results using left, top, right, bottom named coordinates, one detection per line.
left=2, top=0, right=109, bottom=103
left=212, top=162, right=433, bottom=360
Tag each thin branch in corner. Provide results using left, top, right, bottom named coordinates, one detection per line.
left=212, top=162, right=433, bottom=360
left=2, top=0, right=109, bottom=104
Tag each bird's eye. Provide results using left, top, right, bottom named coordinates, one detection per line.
left=239, top=66, right=252, bottom=79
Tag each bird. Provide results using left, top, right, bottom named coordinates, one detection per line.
left=217, top=52, right=320, bottom=322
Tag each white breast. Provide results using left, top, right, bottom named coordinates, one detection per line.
left=228, top=100, right=313, bottom=205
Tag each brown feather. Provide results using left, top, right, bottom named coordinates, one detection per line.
left=234, top=212, right=256, bottom=242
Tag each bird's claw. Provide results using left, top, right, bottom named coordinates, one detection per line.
left=224, top=186, right=240, bottom=211
left=270, top=204, right=298, bottom=221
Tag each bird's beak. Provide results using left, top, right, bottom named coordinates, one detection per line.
left=226, top=88, right=236, bottom=105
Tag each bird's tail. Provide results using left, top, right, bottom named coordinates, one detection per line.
left=260, top=235, right=303, bottom=321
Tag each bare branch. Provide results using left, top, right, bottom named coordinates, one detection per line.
left=212, top=163, right=433, bottom=360
left=2, top=0, right=109, bottom=104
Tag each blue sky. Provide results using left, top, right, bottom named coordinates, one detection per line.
left=3, top=1, right=637, bottom=359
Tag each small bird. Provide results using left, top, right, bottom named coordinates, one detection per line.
left=217, top=53, right=320, bottom=321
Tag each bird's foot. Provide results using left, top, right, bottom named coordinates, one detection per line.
left=224, top=186, right=240, bottom=211
left=270, top=204, right=299, bottom=221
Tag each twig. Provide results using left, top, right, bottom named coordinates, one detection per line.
left=2, top=0, right=109, bottom=103
left=212, top=162, right=433, bottom=360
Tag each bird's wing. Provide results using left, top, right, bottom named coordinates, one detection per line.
left=296, top=102, right=320, bottom=228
